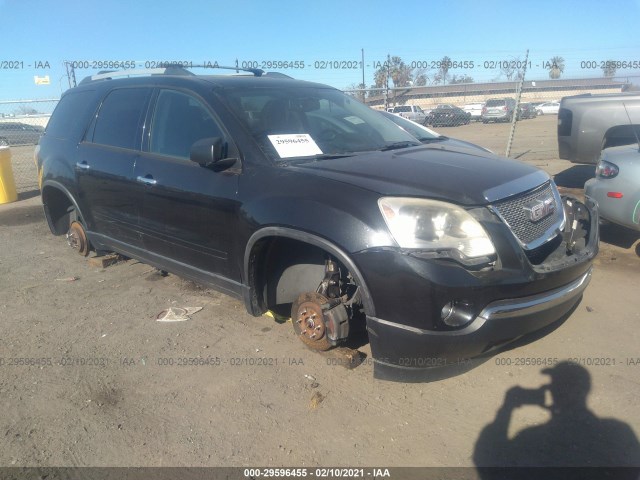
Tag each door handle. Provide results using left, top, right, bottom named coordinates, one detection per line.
left=136, top=175, right=157, bottom=186
left=75, top=162, right=90, bottom=170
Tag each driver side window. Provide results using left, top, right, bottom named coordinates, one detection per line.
left=150, top=90, right=223, bottom=159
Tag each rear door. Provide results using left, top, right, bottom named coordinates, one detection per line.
left=134, top=88, right=242, bottom=283
left=76, top=87, right=152, bottom=247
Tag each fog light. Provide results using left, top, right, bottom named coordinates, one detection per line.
left=441, top=300, right=475, bottom=328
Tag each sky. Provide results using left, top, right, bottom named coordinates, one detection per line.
left=0, top=0, right=639, bottom=107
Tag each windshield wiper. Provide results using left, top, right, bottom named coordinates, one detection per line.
left=283, top=153, right=356, bottom=163
left=419, top=136, right=448, bottom=143
left=379, top=141, right=421, bottom=151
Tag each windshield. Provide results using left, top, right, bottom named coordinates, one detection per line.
left=220, top=86, right=419, bottom=161
left=380, top=111, right=442, bottom=142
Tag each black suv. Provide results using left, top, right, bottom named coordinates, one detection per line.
left=36, top=66, right=598, bottom=377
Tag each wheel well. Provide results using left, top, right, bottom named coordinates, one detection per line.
left=41, top=186, right=75, bottom=235
left=248, top=236, right=364, bottom=317
left=603, top=124, right=640, bottom=150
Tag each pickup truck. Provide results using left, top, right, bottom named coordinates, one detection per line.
left=558, top=92, right=640, bottom=164
left=391, top=105, right=427, bottom=124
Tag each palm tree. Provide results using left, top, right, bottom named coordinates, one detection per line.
left=548, top=56, right=565, bottom=79
left=602, top=60, right=617, bottom=78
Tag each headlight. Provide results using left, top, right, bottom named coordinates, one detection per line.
left=378, top=197, right=496, bottom=258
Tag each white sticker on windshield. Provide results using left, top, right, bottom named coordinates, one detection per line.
left=268, top=134, right=323, bottom=158
left=343, top=115, right=365, bottom=125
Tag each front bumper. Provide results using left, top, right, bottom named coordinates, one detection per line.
left=367, top=268, right=591, bottom=370
left=357, top=195, right=598, bottom=374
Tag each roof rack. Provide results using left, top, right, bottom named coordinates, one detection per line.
left=79, top=64, right=266, bottom=85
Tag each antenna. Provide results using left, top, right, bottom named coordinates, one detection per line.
left=622, top=102, right=640, bottom=152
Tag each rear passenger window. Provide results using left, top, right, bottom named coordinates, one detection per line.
left=149, top=90, right=223, bottom=159
left=46, top=90, right=97, bottom=140
left=92, top=88, right=151, bottom=150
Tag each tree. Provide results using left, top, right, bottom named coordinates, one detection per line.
left=449, top=74, right=474, bottom=84
left=602, top=60, right=617, bottom=78
left=14, top=105, right=40, bottom=115
left=389, top=56, right=412, bottom=87
left=413, top=68, right=429, bottom=86
left=373, top=66, right=389, bottom=90
left=436, top=56, right=452, bottom=85
left=344, top=83, right=367, bottom=101
left=547, top=56, right=565, bottom=79
left=501, top=61, right=517, bottom=81
left=500, top=57, right=524, bottom=81
left=373, top=56, right=413, bottom=88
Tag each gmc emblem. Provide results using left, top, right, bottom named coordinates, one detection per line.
left=524, top=196, right=555, bottom=222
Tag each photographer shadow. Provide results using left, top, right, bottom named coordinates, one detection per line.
left=473, top=362, right=640, bottom=479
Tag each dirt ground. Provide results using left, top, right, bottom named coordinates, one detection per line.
left=1, top=115, right=639, bottom=471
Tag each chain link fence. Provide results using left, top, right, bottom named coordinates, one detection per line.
left=0, top=99, right=56, bottom=193
left=345, top=76, right=632, bottom=160
left=1, top=76, right=636, bottom=194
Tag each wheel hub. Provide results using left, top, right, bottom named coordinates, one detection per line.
left=66, top=221, right=90, bottom=256
left=296, top=299, right=327, bottom=342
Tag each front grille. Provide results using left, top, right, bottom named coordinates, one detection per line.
left=492, top=182, right=563, bottom=248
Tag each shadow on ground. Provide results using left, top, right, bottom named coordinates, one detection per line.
left=474, top=362, right=640, bottom=478
left=600, top=222, right=640, bottom=250
left=554, top=165, right=594, bottom=188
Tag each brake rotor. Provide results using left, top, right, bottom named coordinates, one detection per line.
left=66, top=221, right=90, bottom=256
left=292, top=292, right=332, bottom=351
left=297, top=295, right=327, bottom=341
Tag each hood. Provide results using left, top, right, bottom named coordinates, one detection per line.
left=285, top=145, right=549, bottom=206
left=438, top=137, right=492, bottom=153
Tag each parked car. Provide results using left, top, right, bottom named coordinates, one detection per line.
left=482, top=98, right=516, bottom=123
left=0, top=122, right=44, bottom=146
left=463, top=103, right=485, bottom=121
left=381, top=111, right=490, bottom=152
left=37, top=66, right=598, bottom=376
left=429, top=106, right=471, bottom=127
left=536, top=102, right=560, bottom=115
left=423, top=105, right=458, bottom=125
left=558, top=93, right=640, bottom=164
left=518, top=103, right=537, bottom=119
left=584, top=145, right=640, bottom=232
left=390, top=104, right=427, bottom=124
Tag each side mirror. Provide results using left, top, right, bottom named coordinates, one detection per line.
left=190, top=137, right=236, bottom=171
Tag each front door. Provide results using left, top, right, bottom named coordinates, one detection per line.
left=135, top=88, right=241, bottom=283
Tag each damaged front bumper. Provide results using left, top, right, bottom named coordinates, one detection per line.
left=360, top=195, right=599, bottom=376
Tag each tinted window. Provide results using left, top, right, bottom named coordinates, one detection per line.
left=92, top=88, right=150, bottom=149
left=393, top=106, right=411, bottom=112
left=149, top=90, right=223, bottom=159
left=46, top=90, right=96, bottom=140
left=222, top=87, right=418, bottom=161
left=485, top=99, right=506, bottom=107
